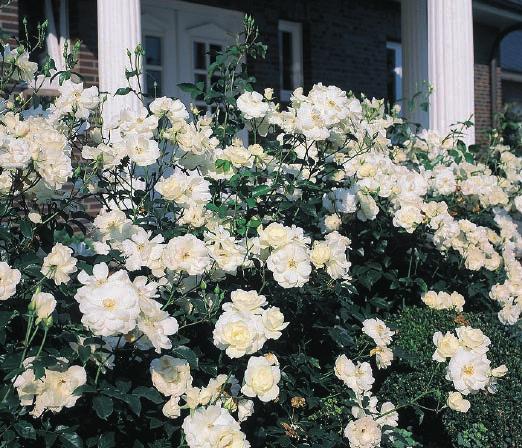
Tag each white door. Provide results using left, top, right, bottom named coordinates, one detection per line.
left=141, top=0, right=243, bottom=106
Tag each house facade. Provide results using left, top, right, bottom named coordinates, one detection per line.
left=2, top=0, right=522, bottom=145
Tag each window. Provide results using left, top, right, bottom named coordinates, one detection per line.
left=144, top=35, right=163, bottom=97
left=278, top=21, right=303, bottom=102
left=192, top=40, right=223, bottom=114
left=386, top=41, right=402, bottom=106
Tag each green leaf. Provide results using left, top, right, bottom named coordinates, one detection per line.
left=92, top=395, right=113, bottom=420
left=20, top=221, right=33, bottom=239
left=172, top=345, right=199, bottom=368
left=98, top=432, right=115, bottom=448
left=59, top=432, right=84, bottom=448
left=14, top=421, right=36, bottom=440
left=132, top=386, right=163, bottom=404
left=252, top=185, right=271, bottom=197
left=121, top=394, right=141, bottom=416
left=115, top=87, right=132, bottom=95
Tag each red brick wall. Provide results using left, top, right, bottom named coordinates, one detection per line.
left=474, top=63, right=502, bottom=146
left=0, top=0, right=19, bottom=40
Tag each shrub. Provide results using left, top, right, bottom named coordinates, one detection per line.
left=0, top=14, right=519, bottom=448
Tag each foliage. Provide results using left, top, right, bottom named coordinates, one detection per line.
left=379, top=307, right=522, bottom=448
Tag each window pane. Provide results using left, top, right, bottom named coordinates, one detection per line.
left=209, top=44, right=222, bottom=64
left=386, top=48, right=396, bottom=104
left=145, top=36, right=162, bottom=66
left=146, top=69, right=162, bottom=96
left=194, top=42, right=206, bottom=70
left=281, top=31, right=293, bottom=91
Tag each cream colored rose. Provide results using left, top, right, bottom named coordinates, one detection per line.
left=455, top=326, right=491, bottom=354
left=261, top=306, right=288, bottom=340
left=31, top=292, right=56, bottom=323
left=432, top=331, right=459, bottom=362
left=447, top=391, right=470, bottom=412
left=241, top=355, right=281, bottom=402
left=370, top=346, right=394, bottom=369
left=222, top=144, right=253, bottom=168
left=344, top=416, right=381, bottom=448
left=258, top=223, right=291, bottom=250
left=229, top=289, right=267, bottom=314
left=310, top=242, right=331, bottom=268
left=28, top=212, right=42, bottom=224
left=162, top=396, right=181, bottom=419
left=422, top=291, right=443, bottom=309
left=150, top=356, right=192, bottom=397
left=450, top=292, right=465, bottom=312
left=323, top=214, right=341, bottom=232
left=491, top=364, right=508, bottom=377
left=0, top=261, right=21, bottom=301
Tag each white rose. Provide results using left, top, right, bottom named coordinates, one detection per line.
left=41, top=243, right=77, bottom=286
left=334, top=355, right=374, bottom=397
left=213, top=310, right=266, bottom=358
left=150, top=356, right=192, bottom=397
left=362, top=318, right=395, bottom=346
left=370, top=346, right=394, bottom=369
left=31, top=292, right=56, bottom=323
left=0, top=261, right=21, bottom=301
left=447, top=391, right=470, bottom=413
left=162, top=234, right=211, bottom=276
left=446, top=348, right=491, bottom=395
left=182, top=405, right=249, bottom=448
left=344, top=416, right=381, bottom=448
left=432, top=331, right=460, bottom=362
left=237, top=399, right=254, bottom=422
left=455, top=326, right=491, bottom=354
left=74, top=263, right=140, bottom=336
left=310, top=242, right=331, bottom=268
left=257, top=222, right=292, bottom=250
left=225, top=289, right=267, bottom=314
left=162, top=396, right=181, bottom=419
left=241, top=355, right=281, bottom=402
left=321, top=214, right=342, bottom=233
left=261, top=307, right=288, bottom=340
left=236, top=91, right=269, bottom=120
left=266, top=243, right=311, bottom=288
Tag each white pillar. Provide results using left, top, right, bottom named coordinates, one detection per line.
left=402, top=0, right=475, bottom=144
left=97, top=0, right=142, bottom=122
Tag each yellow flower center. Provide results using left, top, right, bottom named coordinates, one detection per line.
left=463, top=364, right=475, bottom=376
left=102, top=298, right=116, bottom=310
left=288, top=258, right=297, bottom=269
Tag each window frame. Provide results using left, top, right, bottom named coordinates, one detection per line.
left=386, top=41, right=403, bottom=106
left=278, top=20, right=303, bottom=102
left=143, top=34, right=164, bottom=99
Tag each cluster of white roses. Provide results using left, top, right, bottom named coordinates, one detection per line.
left=335, top=319, right=398, bottom=448
left=13, top=358, right=86, bottom=418
left=149, top=351, right=280, bottom=447
left=421, top=290, right=465, bottom=312
left=213, top=289, right=288, bottom=358
left=432, top=325, right=507, bottom=413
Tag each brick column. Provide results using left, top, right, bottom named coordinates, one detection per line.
left=97, top=0, right=142, bottom=122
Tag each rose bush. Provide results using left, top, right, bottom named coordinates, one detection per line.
left=0, top=16, right=520, bottom=448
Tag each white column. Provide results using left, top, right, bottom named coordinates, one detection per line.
left=97, top=0, right=142, bottom=122
left=401, top=0, right=429, bottom=129
left=402, top=0, right=475, bottom=144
